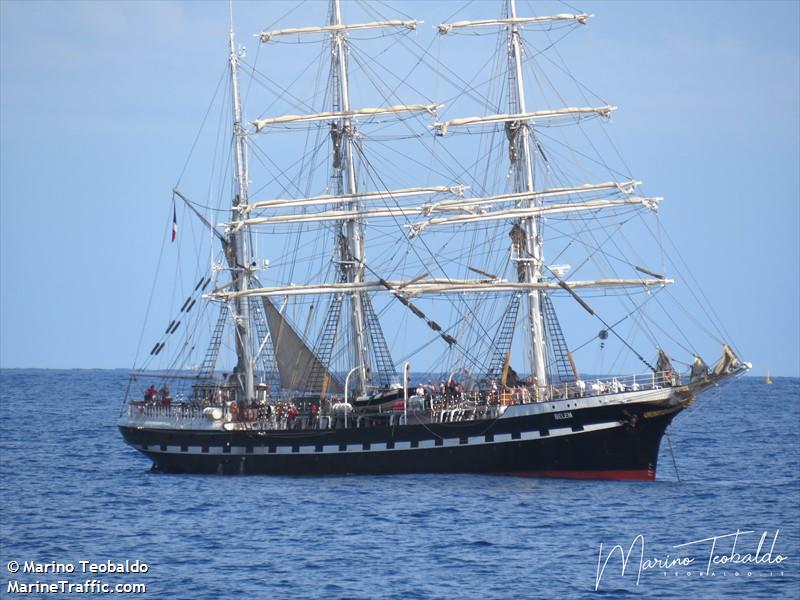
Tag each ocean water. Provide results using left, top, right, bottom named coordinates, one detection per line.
left=0, top=370, right=797, bottom=599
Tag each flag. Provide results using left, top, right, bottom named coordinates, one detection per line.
left=171, top=200, right=178, bottom=242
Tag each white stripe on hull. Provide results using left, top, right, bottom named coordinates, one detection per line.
left=137, top=420, right=621, bottom=456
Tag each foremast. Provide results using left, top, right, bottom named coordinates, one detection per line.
left=507, top=0, right=547, bottom=390
left=228, top=25, right=255, bottom=403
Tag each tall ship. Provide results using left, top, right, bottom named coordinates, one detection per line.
left=119, top=0, right=749, bottom=478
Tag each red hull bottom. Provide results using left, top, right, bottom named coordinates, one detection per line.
left=499, top=469, right=655, bottom=481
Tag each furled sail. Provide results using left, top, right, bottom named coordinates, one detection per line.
left=216, top=277, right=673, bottom=300
left=259, top=20, right=420, bottom=43
left=239, top=181, right=637, bottom=215
left=229, top=196, right=659, bottom=230
left=407, top=197, right=660, bottom=236
left=690, top=355, right=709, bottom=383
left=655, top=349, right=674, bottom=373
left=712, top=344, right=744, bottom=377
left=241, top=186, right=466, bottom=213
left=437, top=14, right=591, bottom=35
left=433, top=106, right=616, bottom=135
left=252, top=105, right=440, bottom=131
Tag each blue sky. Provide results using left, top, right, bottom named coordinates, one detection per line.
left=1, top=0, right=798, bottom=375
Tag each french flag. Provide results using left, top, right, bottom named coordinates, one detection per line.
left=172, top=202, right=178, bottom=242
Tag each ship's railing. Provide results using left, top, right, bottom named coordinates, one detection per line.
left=539, top=370, right=680, bottom=403
left=125, top=400, right=505, bottom=430
left=125, top=402, right=214, bottom=427
left=413, top=370, right=678, bottom=407
left=125, top=402, right=325, bottom=431
left=430, top=404, right=504, bottom=423
left=124, top=370, right=678, bottom=429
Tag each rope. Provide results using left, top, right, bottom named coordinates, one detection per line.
left=666, top=431, right=681, bottom=482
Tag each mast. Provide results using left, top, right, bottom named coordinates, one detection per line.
left=332, top=0, right=370, bottom=397
left=508, top=0, right=547, bottom=389
left=228, top=23, right=255, bottom=402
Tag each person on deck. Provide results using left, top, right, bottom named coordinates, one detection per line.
left=287, top=404, right=299, bottom=429
left=144, top=385, right=157, bottom=402
left=159, top=384, right=171, bottom=406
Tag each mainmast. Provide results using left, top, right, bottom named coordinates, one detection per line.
left=507, top=0, right=547, bottom=389
left=331, top=0, right=370, bottom=397
left=228, top=24, right=255, bottom=402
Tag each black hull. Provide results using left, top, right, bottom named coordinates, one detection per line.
left=119, top=401, right=681, bottom=480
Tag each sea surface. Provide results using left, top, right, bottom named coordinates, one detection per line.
left=0, top=370, right=798, bottom=599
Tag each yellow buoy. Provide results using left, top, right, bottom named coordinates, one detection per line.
left=765, top=369, right=773, bottom=385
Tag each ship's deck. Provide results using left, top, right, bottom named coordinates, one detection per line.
left=123, top=371, right=681, bottom=432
